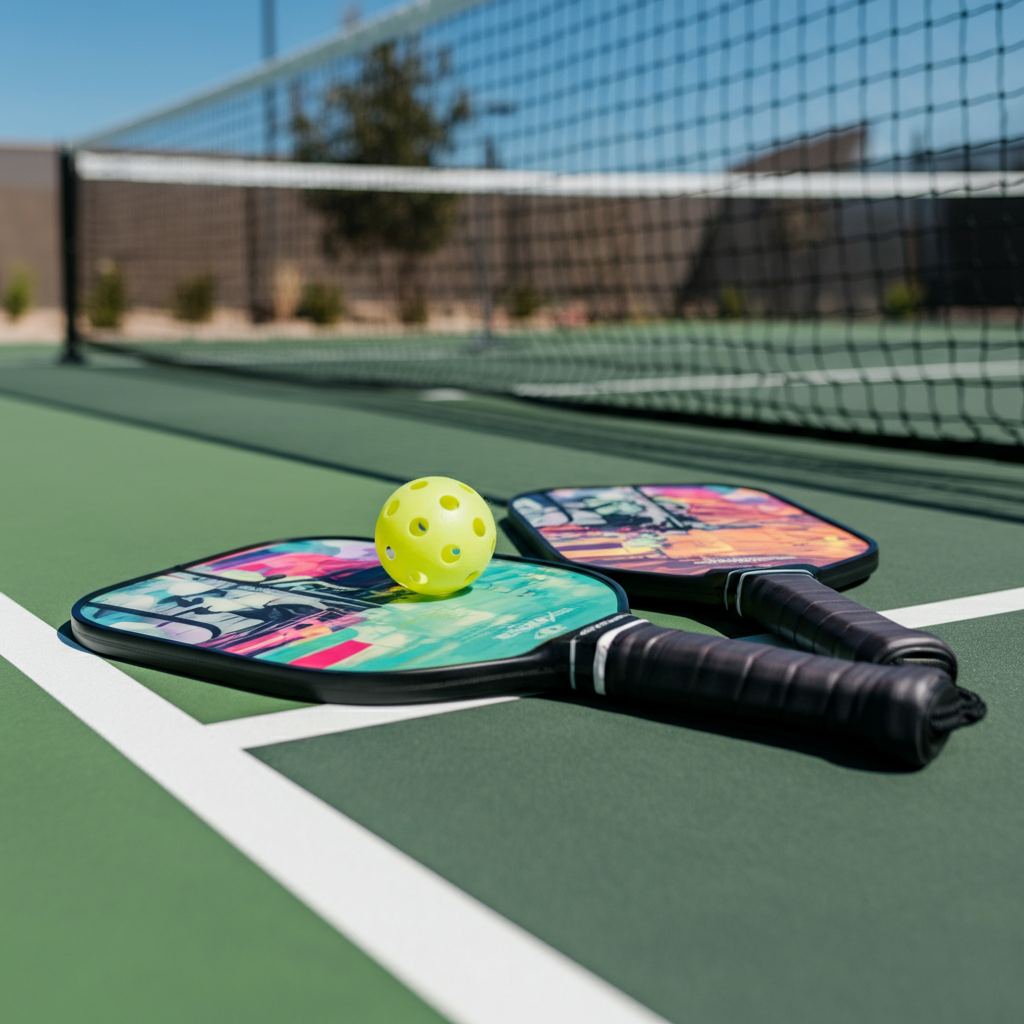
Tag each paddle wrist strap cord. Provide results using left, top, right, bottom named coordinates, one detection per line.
left=727, top=571, right=959, bottom=679
left=564, top=615, right=985, bottom=766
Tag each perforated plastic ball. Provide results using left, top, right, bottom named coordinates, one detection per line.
left=374, top=476, right=496, bottom=596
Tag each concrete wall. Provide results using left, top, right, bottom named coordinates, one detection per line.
left=0, top=145, right=60, bottom=307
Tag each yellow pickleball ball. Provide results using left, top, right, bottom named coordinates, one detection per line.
left=374, top=476, right=496, bottom=596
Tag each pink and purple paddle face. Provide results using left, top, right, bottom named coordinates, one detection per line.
left=508, top=484, right=876, bottom=603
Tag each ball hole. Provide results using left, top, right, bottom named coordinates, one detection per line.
left=473, top=517, right=486, bottom=537
left=441, top=544, right=461, bottom=563
left=410, top=480, right=428, bottom=490
left=464, top=571, right=480, bottom=585
left=439, top=494, right=459, bottom=511
left=459, top=483, right=474, bottom=493
left=385, top=546, right=396, bottom=560
left=409, top=518, right=429, bottom=536
left=386, top=500, right=400, bottom=516
left=410, top=570, right=428, bottom=585
left=490, top=537, right=495, bottom=555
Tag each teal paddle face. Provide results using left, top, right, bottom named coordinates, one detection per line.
left=72, top=539, right=622, bottom=687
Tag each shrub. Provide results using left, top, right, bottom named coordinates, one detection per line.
left=171, top=273, right=216, bottom=322
left=884, top=281, right=926, bottom=319
left=505, top=282, right=543, bottom=320
left=273, top=263, right=304, bottom=319
left=88, top=261, right=128, bottom=328
left=2, top=264, right=34, bottom=320
left=297, top=282, right=344, bottom=325
left=717, top=285, right=746, bottom=319
left=400, top=294, right=429, bottom=325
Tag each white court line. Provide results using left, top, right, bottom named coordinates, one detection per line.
left=880, top=586, right=1024, bottom=629
left=205, top=696, right=518, bottom=750
left=514, top=360, right=1024, bottom=399
left=204, top=586, right=1024, bottom=751
left=0, top=591, right=665, bottom=1024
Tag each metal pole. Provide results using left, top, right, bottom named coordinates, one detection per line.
left=59, top=149, right=83, bottom=364
left=468, top=106, right=516, bottom=349
left=259, top=0, right=278, bottom=321
left=470, top=137, right=501, bottom=346
left=262, top=0, right=277, bottom=153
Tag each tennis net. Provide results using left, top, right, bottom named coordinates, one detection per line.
left=65, top=0, right=1024, bottom=455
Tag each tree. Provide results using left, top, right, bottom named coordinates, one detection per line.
left=293, top=41, right=470, bottom=319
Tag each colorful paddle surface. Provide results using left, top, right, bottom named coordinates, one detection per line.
left=75, top=540, right=619, bottom=672
left=512, top=485, right=870, bottom=576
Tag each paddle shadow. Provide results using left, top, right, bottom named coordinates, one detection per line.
left=542, top=690, right=921, bottom=774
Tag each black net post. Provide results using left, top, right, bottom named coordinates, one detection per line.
left=59, top=148, right=83, bottom=365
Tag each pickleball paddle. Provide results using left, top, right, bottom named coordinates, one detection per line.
left=507, top=484, right=959, bottom=676
left=70, top=537, right=983, bottom=765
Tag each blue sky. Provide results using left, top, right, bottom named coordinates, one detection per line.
left=0, top=0, right=403, bottom=142
left=4, top=0, right=1019, bottom=170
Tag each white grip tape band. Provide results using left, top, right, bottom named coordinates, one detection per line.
left=593, top=619, right=648, bottom=696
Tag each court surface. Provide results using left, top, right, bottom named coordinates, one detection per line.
left=1, top=346, right=1022, bottom=1023
left=83, top=320, right=1024, bottom=447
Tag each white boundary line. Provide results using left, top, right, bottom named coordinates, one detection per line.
left=204, top=696, right=518, bottom=750
left=0, top=591, right=665, bottom=1024
left=514, top=360, right=1024, bottom=399
left=880, top=585, right=1024, bottom=629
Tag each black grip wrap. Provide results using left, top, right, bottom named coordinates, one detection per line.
left=741, top=574, right=959, bottom=679
left=567, top=618, right=984, bottom=766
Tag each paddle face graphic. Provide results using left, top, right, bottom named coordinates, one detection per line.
left=507, top=484, right=877, bottom=604
left=71, top=538, right=624, bottom=703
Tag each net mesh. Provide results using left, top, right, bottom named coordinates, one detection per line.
left=70, top=0, right=1024, bottom=451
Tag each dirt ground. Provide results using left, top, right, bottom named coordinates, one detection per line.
left=0, top=301, right=575, bottom=344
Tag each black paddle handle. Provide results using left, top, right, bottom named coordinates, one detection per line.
left=739, top=573, right=959, bottom=679
left=567, top=617, right=983, bottom=765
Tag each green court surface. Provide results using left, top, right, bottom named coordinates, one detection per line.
left=80, top=320, right=1024, bottom=447
left=2, top=354, right=1023, bottom=1023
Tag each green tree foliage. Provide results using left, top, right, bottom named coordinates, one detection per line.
left=293, top=41, right=471, bottom=316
